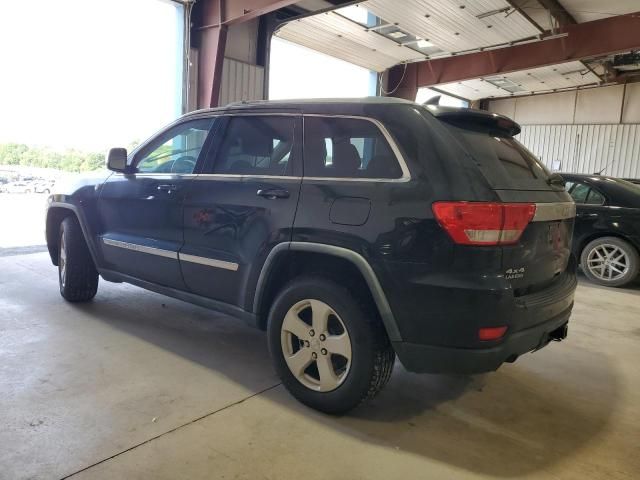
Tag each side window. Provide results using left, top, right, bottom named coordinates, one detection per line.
left=212, top=116, right=296, bottom=176
left=303, top=117, right=403, bottom=179
left=585, top=188, right=605, bottom=205
left=135, top=118, right=214, bottom=174
left=569, top=182, right=590, bottom=204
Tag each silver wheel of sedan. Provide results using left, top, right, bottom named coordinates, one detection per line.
left=280, top=299, right=352, bottom=392
left=586, top=243, right=629, bottom=281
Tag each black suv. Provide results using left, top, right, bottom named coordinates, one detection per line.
left=46, top=98, right=576, bottom=413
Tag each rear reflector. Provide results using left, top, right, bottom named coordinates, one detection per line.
left=478, top=326, right=508, bottom=341
left=432, top=202, right=536, bottom=246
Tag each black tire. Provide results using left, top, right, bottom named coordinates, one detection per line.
left=267, top=275, right=395, bottom=414
left=580, top=236, right=639, bottom=287
left=58, top=216, right=99, bottom=302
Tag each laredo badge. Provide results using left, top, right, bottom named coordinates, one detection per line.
left=506, top=267, right=525, bottom=280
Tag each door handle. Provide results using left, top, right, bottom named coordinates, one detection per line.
left=257, top=188, right=290, bottom=199
left=157, top=184, right=180, bottom=192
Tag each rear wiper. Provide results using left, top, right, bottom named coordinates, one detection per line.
left=547, top=173, right=566, bottom=188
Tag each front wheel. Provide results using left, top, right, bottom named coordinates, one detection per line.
left=267, top=276, right=395, bottom=414
left=58, top=216, right=99, bottom=302
left=581, top=236, right=639, bottom=287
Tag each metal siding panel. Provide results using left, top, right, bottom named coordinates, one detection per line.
left=219, top=58, right=265, bottom=105
left=518, top=124, right=640, bottom=177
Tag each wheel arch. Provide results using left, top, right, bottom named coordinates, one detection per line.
left=252, top=242, right=402, bottom=342
left=46, top=203, right=99, bottom=267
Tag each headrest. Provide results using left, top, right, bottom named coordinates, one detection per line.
left=332, top=140, right=361, bottom=176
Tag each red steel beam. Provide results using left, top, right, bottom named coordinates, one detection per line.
left=196, top=0, right=298, bottom=108
left=387, top=12, right=640, bottom=100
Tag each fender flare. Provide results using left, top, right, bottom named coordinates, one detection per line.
left=46, top=201, right=100, bottom=267
left=253, top=242, right=402, bottom=342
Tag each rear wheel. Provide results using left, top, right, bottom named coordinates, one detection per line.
left=581, top=236, right=639, bottom=287
left=267, top=276, right=395, bottom=414
left=58, top=216, right=99, bottom=302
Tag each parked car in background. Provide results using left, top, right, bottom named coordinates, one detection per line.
left=34, top=180, right=55, bottom=194
left=562, top=174, right=640, bottom=287
left=1, top=181, right=34, bottom=193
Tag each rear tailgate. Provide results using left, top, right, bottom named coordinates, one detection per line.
left=435, top=112, right=576, bottom=308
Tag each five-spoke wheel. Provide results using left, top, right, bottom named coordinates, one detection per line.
left=281, top=299, right=352, bottom=392
left=268, top=276, right=395, bottom=414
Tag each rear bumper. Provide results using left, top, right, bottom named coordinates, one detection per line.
left=392, top=305, right=571, bottom=374
left=383, top=256, right=577, bottom=374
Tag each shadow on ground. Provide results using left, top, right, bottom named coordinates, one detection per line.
left=73, top=278, right=620, bottom=478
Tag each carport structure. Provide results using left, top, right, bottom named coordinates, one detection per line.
left=187, top=0, right=640, bottom=176
left=190, top=0, right=640, bottom=104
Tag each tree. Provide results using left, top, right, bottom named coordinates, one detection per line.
left=0, top=143, right=105, bottom=172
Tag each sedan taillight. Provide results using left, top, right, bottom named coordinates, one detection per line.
left=432, top=202, right=536, bottom=246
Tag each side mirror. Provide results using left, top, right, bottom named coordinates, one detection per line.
left=107, top=148, right=129, bottom=173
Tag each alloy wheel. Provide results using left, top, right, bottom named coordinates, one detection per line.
left=280, top=299, right=352, bottom=392
left=586, top=243, right=629, bottom=281
left=59, top=235, right=67, bottom=288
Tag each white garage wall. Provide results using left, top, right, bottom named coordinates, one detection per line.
left=518, top=124, right=640, bottom=178
left=489, top=85, right=640, bottom=178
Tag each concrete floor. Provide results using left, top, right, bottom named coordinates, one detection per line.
left=1, top=252, right=639, bottom=480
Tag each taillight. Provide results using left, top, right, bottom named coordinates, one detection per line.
left=432, top=202, right=536, bottom=246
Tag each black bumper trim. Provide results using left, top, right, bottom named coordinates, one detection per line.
left=392, top=306, right=572, bottom=374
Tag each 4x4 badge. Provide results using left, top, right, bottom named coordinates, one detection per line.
left=505, top=267, right=525, bottom=280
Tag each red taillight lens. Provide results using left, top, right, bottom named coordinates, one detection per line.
left=432, top=202, right=536, bottom=246
left=478, top=326, right=508, bottom=341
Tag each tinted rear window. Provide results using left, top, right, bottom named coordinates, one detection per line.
left=441, top=123, right=554, bottom=190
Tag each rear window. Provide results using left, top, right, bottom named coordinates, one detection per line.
left=454, top=128, right=549, bottom=179
left=442, top=123, right=554, bottom=190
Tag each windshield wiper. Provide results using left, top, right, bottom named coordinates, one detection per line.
left=547, top=173, right=566, bottom=188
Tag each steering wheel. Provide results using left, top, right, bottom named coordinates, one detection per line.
left=171, top=156, right=196, bottom=173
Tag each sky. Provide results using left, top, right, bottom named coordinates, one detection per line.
left=269, top=37, right=374, bottom=100
left=0, top=0, right=181, bottom=152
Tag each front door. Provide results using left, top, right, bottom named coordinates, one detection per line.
left=97, top=117, right=216, bottom=288
left=180, top=114, right=302, bottom=309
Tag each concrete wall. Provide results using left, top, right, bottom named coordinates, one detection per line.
left=487, top=84, right=638, bottom=125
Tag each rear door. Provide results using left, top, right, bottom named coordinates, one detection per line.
left=443, top=125, right=575, bottom=293
left=180, top=114, right=302, bottom=308
left=98, top=117, right=215, bottom=288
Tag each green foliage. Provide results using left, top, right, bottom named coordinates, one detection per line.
left=0, top=143, right=105, bottom=172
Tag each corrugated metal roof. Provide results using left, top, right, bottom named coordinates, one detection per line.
left=365, top=0, right=541, bottom=53
left=559, top=0, right=639, bottom=23
left=276, top=0, right=542, bottom=72
left=435, top=61, right=601, bottom=100
left=276, top=11, right=424, bottom=72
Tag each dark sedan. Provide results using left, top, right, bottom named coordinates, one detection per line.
left=562, top=174, right=640, bottom=287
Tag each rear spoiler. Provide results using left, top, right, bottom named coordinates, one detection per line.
left=424, top=105, right=521, bottom=137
